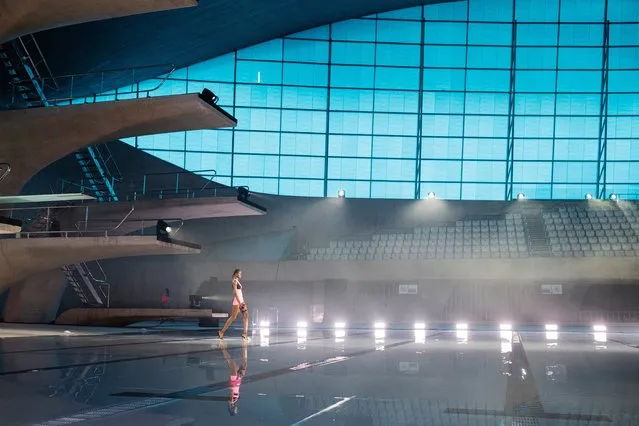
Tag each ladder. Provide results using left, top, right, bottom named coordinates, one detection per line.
left=523, top=210, right=551, bottom=257
left=62, top=263, right=109, bottom=307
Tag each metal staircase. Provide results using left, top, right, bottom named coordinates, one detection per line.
left=523, top=210, right=551, bottom=257
left=2, top=35, right=117, bottom=307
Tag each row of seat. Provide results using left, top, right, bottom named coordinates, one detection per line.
left=550, top=250, right=637, bottom=257
left=546, top=216, right=637, bottom=225
left=313, top=243, right=530, bottom=256
left=549, top=240, right=639, bottom=251
left=306, top=252, right=531, bottom=261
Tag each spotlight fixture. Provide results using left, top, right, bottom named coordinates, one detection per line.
left=426, top=191, right=436, bottom=199
left=585, top=193, right=593, bottom=200
left=609, top=193, right=618, bottom=201
left=517, top=193, right=526, bottom=200
left=156, top=220, right=171, bottom=240
left=337, top=189, right=346, bottom=198
left=199, top=88, right=219, bottom=105
left=237, top=186, right=250, bottom=202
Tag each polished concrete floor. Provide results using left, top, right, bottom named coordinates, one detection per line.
left=1, top=325, right=639, bottom=426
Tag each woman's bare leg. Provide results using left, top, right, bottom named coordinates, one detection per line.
left=241, top=309, right=249, bottom=338
left=219, top=306, right=239, bottom=337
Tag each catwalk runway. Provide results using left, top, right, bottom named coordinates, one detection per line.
left=1, top=324, right=638, bottom=425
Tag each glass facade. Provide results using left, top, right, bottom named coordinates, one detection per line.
left=112, top=0, right=639, bottom=200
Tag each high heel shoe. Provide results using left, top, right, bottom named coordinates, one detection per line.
left=218, top=330, right=224, bottom=339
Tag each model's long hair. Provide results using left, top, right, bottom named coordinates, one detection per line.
left=232, top=269, right=241, bottom=279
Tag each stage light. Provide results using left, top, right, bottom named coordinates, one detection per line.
left=456, top=323, right=468, bottom=330
left=156, top=220, right=171, bottom=239
left=499, top=323, right=512, bottom=331
left=414, top=322, right=426, bottom=330
left=545, top=324, right=558, bottom=331
left=335, top=322, right=346, bottom=328
left=374, top=322, right=386, bottom=329
left=260, top=320, right=270, bottom=327
left=426, top=191, right=436, bottom=199
left=517, top=193, right=526, bottom=200
left=237, top=186, right=250, bottom=202
left=297, top=321, right=308, bottom=328
left=337, top=189, right=346, bottom=198
left=585, top=193, right=593, bottom=200
left=593, top=324, right=607, bottom=332
left=199, top=88, right=219, bottom=105
left=610, top=193, right=618, bottom=201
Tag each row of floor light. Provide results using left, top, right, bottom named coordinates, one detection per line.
left=338, top=190, right=620, bottom=201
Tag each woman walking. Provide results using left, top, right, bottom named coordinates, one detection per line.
left=218, top=269, right=248, bottom=340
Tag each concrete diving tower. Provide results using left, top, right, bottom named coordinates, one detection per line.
left=0, top=0, right=198, bottom=44
left=0, top=235, right=200, bottom=293
left=0, top=92, right=237, bottom=195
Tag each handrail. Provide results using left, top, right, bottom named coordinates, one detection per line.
left=16, top=230, right=111, bottom=239
left=17, top=35, right=59, bottom=90
left=74, top=217, right=185, bottom=235
left=200, top=170, right=217, bottom=192
left=0, top=163, right=10, bottom=183
left=111, top=205, right=135, bottom=231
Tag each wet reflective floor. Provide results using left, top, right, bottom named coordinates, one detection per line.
left=1, top=325, right=639, bottom=426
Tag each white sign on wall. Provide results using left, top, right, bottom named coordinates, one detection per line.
left=542, top=284, right=563, bottom=295
left=399, top=284, right=418, bottom=295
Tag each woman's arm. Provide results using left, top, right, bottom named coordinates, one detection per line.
left=232, top=279, right=240, bottom=304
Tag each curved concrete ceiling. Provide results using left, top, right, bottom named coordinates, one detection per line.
left=34, top=0, right=457, bottom=98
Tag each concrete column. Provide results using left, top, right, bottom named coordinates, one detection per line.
left=3, top=269, right=66, bottom=324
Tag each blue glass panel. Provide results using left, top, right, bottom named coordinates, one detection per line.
left=288, top=25, right=329, bottom=40
left=464, top=116, right=509, bottom=138
left=235, top=84, right=281, bottom=108
left=552, top=162, right=597, bottom=184
left=609, top=23, right=639, bottom=46
left=373, top=113, right=418, bottom=136
left=281, top=110, right=326, bottom=133
left=145, top=79, right=186, bottom=97
left=236, top=61, right=282, bottom=84
left=375, top=90, right=419, bottom=113
left=234, top=108, right=281, bottom=131
left=515, top=0, right=559, bottom=21
left=554, top=117, right=599, bottom=138
left=424, top=45, right=467, bottom=68
left=371, top=159, right=416, bottom=181
left=468, top=46, right=511, bottom=69
left=424, top=1, right=467, bottom=21
left=559, top=24, right=603, bottom=46
left=137, top=132, right=184, bottom=150
left=463, top=161, right=506, bottom=182
left=237, top=40, right=283, bottom=61
left=461, top=183, right=504, bottom=200
left=607, top=117, right=639, bottom=138
left=280, top=133, right=326, bottom=156
left=372, top=136, right=417, bottom=158
left=186, top=82, right=234, bottom=106
left=512, top=184, right=552, bottom=199
left=422, top=114, right=464, bottom=137
left=555, top=94, right=600, bottom=116
left=513, top=161, right=553, bottom=183
left=185, top=152, right=232, bottom=176
left=423, top=69, right=466, bottom=91
left=283, top=63, right=329, bottom=86
left=187, top=53, right=235, bottom=82
left=516, top=48, right=557, bottom=70
left=609, top=47, right=639, bottom=70
left=609, top=71, right=639, bottom=92
left=552, top=184, right=597, bottom=199
left=233, top=154, right=279, bottom=177
left=513, top=139, right=554, bottom=161
left=326, top=180, right=371, bottom=198
left=421, top=137, right=463, bottom=159
left=553, top=139, right=598, bottom=160
left=283, top=39, right=329, bottom=63
left=419, top=183, right=462, bottom=200
left=558, top=48, right=602, bottom=70
left=516, top=70, right=556, bottom=92
left=608, top=1, right=639, bottom=22
left=560, top=0, right=605, bottom=21
left=377, top=20, right=421, bottom=43
left=421, top=160, right=462, bottom=181
left=121, top=137, right=136, bottom=147
left=370, top=182, right=415, bottom=199
left=463, top=138, right=507, bottom=160
left=234, top=177, right=279, bottom=194
left=280, top=179, right=325, bottom=197
left=329, top=112, right=373, bottom=134
left=376, top=44, right=421, bottom=67
left=469, top=0, right=513, bottom=22
left=607, top=161, right=639, bottom=183
left=466, top=93, right=510, bottom=115
left=331, top=19, right=376, bottom=42
left=513, top=116, right=555, bottom=138
left=281, top=86, right=328, bottom=110
left=424, top=22, right=467, bottom=44
left=233, top=131, right=280, bottom=154
left=466, top=70, right=510, bottom=92
left=517, top=24, right=558, bottom=46
left=329, top=89, right=374, bottom=111
left=514, top=93, right=557, bottom=116
left=328, top=158, right=371, bottom=180
left=608, top=94, right=639, bottom=115
left=468, top=23, right=512, bottom=45
left=423, top=92, right=465, bottom=114
left=331, top=42, right=375, bottom=65
left=328, top=134, right=372, bottom=157
left=279, top=156, right=325, bottom=179
left=375, top=67, right=420, bottom=90
left=145, top=150, right=185, bottom=168
left=608, top=140, right=639, bottom=161
left=378, top=6, right=422, bottom=20
left=331, top=65, right=375, bottom=89
left=186, top=130, right=233, bottom=152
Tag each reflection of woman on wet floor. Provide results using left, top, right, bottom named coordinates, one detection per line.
left=219, top=340, right=248, bottom=416
left=218, top=269, right=248, bottom=340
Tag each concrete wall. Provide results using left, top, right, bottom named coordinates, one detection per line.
left=3, top=270, right=66, bottom=324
